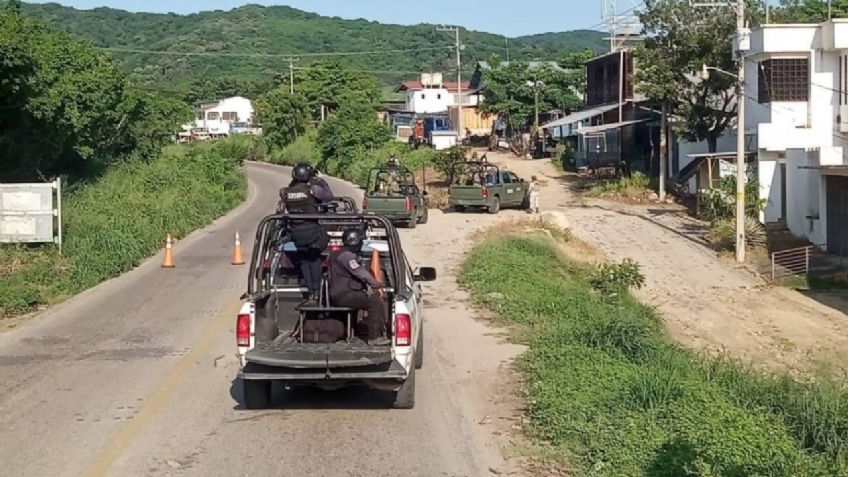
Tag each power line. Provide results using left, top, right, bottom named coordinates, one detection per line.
left=98, top=45, right=453, bottom=58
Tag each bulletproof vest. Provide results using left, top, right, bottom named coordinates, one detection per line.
left=283, top=182, right=319, bottom=215
left=329, top=249, right=366, bottom=297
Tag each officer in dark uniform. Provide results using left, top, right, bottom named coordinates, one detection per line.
left=328, top=228, right=389, bottom=346
left=278, top=163, right=335, bottom=304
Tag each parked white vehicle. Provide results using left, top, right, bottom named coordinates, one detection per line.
left=236, top=214, right=435, bottom=409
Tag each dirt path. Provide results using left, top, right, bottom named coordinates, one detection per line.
left=487, top=150, right=848, bottom=372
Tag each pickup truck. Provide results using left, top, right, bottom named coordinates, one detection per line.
left=449, top=162, right=530, bottom=214
left=362, top=160, right=429, bottom=228
left=237, top=213, right=436, bottom=409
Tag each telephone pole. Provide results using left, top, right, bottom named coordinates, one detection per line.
left=438, top=26, right=463, bottom=141
left=283, top=57, right=299, bottom=94
left=693, top=0, right=748, bottom=263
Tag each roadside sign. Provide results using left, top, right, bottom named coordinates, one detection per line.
left=0, top=179, right=62, bottom=250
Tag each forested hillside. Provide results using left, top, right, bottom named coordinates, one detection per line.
left=20, top=2, right=606, bottom=88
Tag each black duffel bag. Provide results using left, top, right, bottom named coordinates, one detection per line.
left=302, top=319, right=345, bottom=344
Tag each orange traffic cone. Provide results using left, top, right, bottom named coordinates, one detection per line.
left=231, top=231, right=245, bottom=266
left=162, top=234, right=175, bottom=269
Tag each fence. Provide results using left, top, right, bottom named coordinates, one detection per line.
left=771, top=245, right=812, bottom=282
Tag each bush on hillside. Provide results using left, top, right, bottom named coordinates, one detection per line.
left=458, top=234, right=848, bottom=476
left=0, top=139, right=246, bottom=317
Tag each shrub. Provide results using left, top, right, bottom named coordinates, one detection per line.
left=590, top=258, right=646, bottom=293
left=459, top=232, right=848, bottom=476
left=589, top=172, right=651, bottom=197
left=0, top=142, right=245, bottom=317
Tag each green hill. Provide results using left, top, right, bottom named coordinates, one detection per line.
left=20, top=2, right=606, bottom=88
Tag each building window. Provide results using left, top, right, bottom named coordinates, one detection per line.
left=437, top=93, right=442, bottom=100
left=421, top=93, right=426, bottom=100
left=222, top=112, right=238, bottom=121
left=207, top=111, right=220, bottom=120
left=757, top=58, right=809, bottom=103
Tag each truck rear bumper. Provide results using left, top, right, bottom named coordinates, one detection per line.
left=364, top=211, right=413, bottom=221
left=240, top=360, right=407, bottom=384
left=449, top=199, right=488, bottom=207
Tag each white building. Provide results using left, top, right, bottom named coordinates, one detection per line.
left=744, top=20, right=848, bottom=256
left=396, top=73, right=477, bottom=114
left=192, top=96, right=255, bottom=136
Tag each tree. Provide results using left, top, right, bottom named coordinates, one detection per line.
left=636, top=0, right=752, bottom=152
left=478, top=58, right=584, bottom=133
left=276, top=62, right=382, bottom=120
left=117, top=90, right=194, bottom=160
left=184, top=77, right=269, bottom=105
left=317, top=99, right=391, bottom=173
left=254, top=88, right=310, bottom=149
left=0, top=7, right=129, bottom=181
left=773, top=0, right=848, bottom=22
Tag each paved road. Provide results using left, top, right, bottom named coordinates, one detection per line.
left=0, top=162, right=510, bottom=477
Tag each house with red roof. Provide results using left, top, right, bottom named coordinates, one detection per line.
left=396, top=73, right=477, bottom=114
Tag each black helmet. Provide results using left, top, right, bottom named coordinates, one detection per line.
left=341, top=228, right=364, bottom=248
left=292, top=163, right=311, bottom=183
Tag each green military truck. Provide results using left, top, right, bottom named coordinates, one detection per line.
left=363, top=158, right=429, bottom=228
left=449, top=161, right=530, bottom=214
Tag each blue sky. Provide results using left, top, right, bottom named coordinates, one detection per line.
left=26, top=0, right=609, bottom=36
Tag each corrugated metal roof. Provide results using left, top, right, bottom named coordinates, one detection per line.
left=541, top=103, right=619, bottom=130
left=577, top=118, right=649, bottom=135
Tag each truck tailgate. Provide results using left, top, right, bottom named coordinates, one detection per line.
left=365, top=196, right=410, bottom=217
left=245, top=336, right=393, bottom=369
left=449, top=185, right=486, bottom=203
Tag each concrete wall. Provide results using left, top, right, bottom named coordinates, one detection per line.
left=406, top=89, right=479, bottom=114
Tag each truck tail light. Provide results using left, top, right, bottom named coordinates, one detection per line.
left=236, top=313, right=251, bottom=347
left=481, top=187, right=489, bottom=199
left=405, top=197, right=413, bottom=211
left=394, top=314, right=411, bottom=346
left=362, top=196, right=368, bottom=210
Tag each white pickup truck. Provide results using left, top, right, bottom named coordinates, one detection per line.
left=236, top=213, right=436, bottom=409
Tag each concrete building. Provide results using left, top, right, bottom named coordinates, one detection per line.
left=396, top=73, right=476, bottom=114
left=193, top=96, right=255, bottom=136
left=744, top=20, right=848, bottom=256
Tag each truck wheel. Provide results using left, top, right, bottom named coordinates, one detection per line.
left=242, top=379, right=271, bottom=410
left=414, top=326, right=424, bottom=369
left=419, top=207, right=429, bottom=225
left=392, top=368, right=416, bottom=409
left=407, top=214, right=418, bottom=229
left=488, top=197, right=501, bottom=214
left=454, top=205, right=466, bottom=213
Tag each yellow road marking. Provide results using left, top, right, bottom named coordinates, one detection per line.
left=80, top=298, right=242, bottom=477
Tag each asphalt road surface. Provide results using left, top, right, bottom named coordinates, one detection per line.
left=0, top=162, right=513, bottom=477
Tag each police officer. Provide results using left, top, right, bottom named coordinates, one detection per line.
left=278, top=163, right=335, bottom=305
left=328, top=228, right=389, bottom=346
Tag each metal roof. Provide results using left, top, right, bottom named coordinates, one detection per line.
left=577, top=118, right=649, bottom=135
left=541, top=103, right=619, bottom=130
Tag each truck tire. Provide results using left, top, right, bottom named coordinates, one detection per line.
left=407, top=214, right=418, bottom=229
left=419, top=207, right=429, bottom=225
left=454, top=205, right=466, bottom=213
left=392, top=368, right=416, bottom=409
left=488, top=197, right=501, bottom=214
left=242, top=379, right=271, bottom=410
left=414, top=327, right=424, bottom=369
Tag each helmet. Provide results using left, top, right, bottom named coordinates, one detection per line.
left=292, top=163, right=311, bottom=183
left=341, top=228, right=364, bottom=248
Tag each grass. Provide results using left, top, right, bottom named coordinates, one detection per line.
left=587, top=172, right=654, bottom=201
left=0, top=138, right=246, bottom=318
left=459, top=231, right=848, bottom=476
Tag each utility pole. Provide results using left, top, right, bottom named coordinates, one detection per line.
left=735, top=0, right=747, bottom=263
left=438, top=26, right=463, bottom=141
left=284, top=57, right=299, bottom=94
left=693, top=0, right=748, bottom=263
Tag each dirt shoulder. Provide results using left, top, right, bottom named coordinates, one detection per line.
left=486, top=150, right=848, bottom=372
